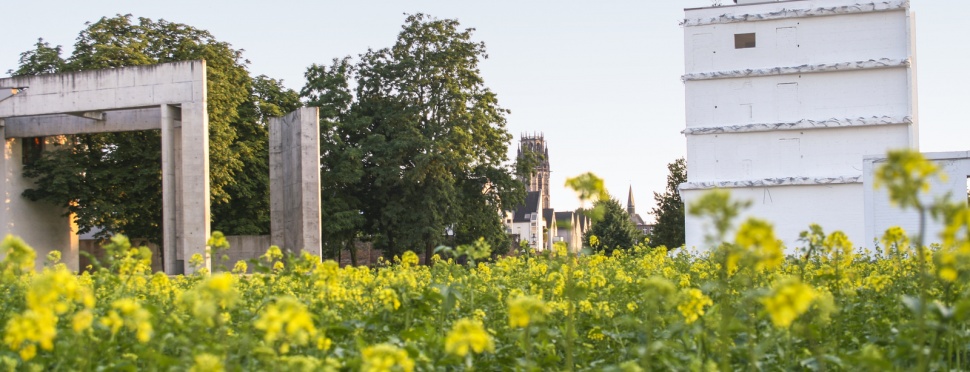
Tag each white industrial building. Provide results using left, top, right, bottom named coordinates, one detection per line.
left=680, top=0, right=934, bottom=250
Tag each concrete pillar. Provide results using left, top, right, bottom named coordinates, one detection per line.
left=179, top=98, right=210, bottom=274
left=160, top=104, right=179, bottom=274
left=0, top=122, right=6, bottom=265
left=269, top=107, right=321, bottom=256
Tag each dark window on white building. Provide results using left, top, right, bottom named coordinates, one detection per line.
left=735, top=33, right=756, bottom=48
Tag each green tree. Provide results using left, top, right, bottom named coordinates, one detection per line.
left=215, top=75, right=301, bottom=235
left=15, top=15, right=294, bottom=244
left=649, top=157, right=687, bottom=250
left=582, top=198, right=644, bottom=254
left=302, top=58, right=367, bottom=263
left=303, top=14, right=523, bottom=260
left=7, top=39, right=65, bottom=76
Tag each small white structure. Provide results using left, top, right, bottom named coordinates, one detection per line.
left=863, top=151, right=970, bottom=247
left=680, top=0, right=919, bottom=249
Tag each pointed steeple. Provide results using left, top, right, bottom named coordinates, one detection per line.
left=627, top=185, right=635, bottom=216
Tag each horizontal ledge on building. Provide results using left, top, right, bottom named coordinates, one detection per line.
left=681, top=0, right=909, bottom=27
left=682, top=58, right=909, bottom=82
left=682, top=115, right=912, bottom=135
left=680, top=176, right=862, bottom=191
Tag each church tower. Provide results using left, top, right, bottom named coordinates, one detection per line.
left=627, top=185, right=636, bottom=216
left=517, top=133, right=550, bottom=208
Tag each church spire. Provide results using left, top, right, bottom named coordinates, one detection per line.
left=627, top=185, right=635, bottom=216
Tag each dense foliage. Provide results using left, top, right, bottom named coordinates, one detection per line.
left=582, top=198, right=645, bottom=254
left=13, top=15, right=299, bottom=242
left=649, top=157, right=686, bottom=250
left=302, top=14, right=524, bottom=260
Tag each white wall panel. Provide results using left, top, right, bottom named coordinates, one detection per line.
left=682, top=183, right=865, bottom=252
left=687, top=125, right=911, bottom=181
left=685, top=68, right=911, bottom=128
left=685, top=11, right=907, bottom=73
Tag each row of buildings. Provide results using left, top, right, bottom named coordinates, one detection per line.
left=504, top=133, right=652, bottom=252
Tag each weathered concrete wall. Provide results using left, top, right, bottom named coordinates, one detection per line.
left=269, top=107, right=321, bottom=256
left=0, top=134, right=78, bottom=270
left=681, top=0, right=917, bottom=250
left=218, top=235, right=272, bottom=271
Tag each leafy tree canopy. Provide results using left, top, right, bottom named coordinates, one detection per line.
left=583, top=198, right=645, bottom=254
left=649, top=158, right=687, bottom=250
left=302, top=14, right=524, bottom=259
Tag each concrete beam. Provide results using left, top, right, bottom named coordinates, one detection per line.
left=2, top=109, right=165, bottom=138
left=682, top=58, right=910, bottom=82
left=680, top=175, right=862, bottom=191
left=682, top=0, right=909, bottom=27
left=269, top=107, right=321, bottom=256
left=682, top=115, right=912, bottom=136
left=0, top=61, right=203, bottom=118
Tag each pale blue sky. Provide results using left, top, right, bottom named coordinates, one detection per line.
left=2, top=1, right=968, bottom=220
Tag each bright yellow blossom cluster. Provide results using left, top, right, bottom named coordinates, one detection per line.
left=677, top=288, right=713, bottom=324
left=507, top=295, right=550, bottom=328
left=101, top=298, right=152, bottom=342
left=760, top=279, right=817, bottom=328
left=361, top=343, right=414, bottom=372
left=444, top=318, right=494, bottom=357
left=254, top=296, right=317, bottom=354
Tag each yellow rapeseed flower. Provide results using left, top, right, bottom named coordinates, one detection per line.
left=3, top=310, right=56, bottom=360
left=444, top=318, right=494, bottom=357
left=101, top=298, right=152, bottom=343
left=264, top=246, right=284, bottom=262
left=760, top=279, right=817, bottom=328
left=507, top=295, right=549, bottom=328
left=189, top=353, right=224, bottom=372
left=72, top=310, right=94, bottom=333
left=1, top=235, right=36, bottom=277
left=361, top=343, right=414, bottom=372
left=254, top=296, right=317, bottom=353
left=377, top=289, right=401, bottom=311
left=677, top=288, right=713, bottom=324
left=735, top=218, right=784, bottom=272
left=232, top=260, right=248, bottom=274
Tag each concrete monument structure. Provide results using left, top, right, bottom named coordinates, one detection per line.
left=0, top=61, right=211, bottom=274
left=269, top=107, right=321, bottom=257
left=680, top=0, right=919, bottom=249
left=0, top=61, right=322, bottom=273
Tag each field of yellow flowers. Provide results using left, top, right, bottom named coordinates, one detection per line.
left=2, top=221, right=969, bottom=371
left=1, top=150, right=969, bottom=371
